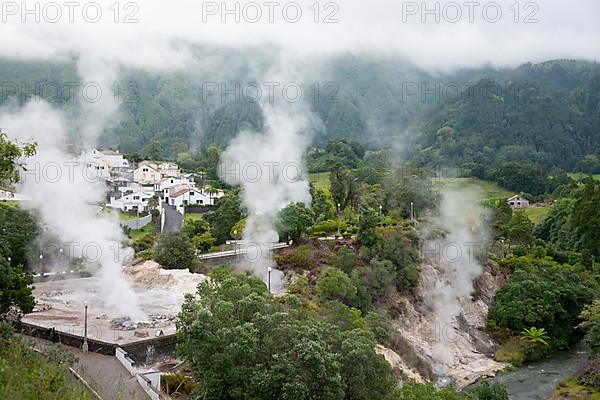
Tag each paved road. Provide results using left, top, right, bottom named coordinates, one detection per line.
left=162, top=204, right=183, bottom=233
left=23, top=336, right=147, bottom=400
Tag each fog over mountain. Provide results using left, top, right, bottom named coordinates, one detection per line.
left=1, top=0, right=599, bottom=72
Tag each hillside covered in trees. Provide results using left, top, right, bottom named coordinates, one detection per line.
left=1, top=56, right=598, bottom=174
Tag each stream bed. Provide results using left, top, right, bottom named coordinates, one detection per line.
left=481, top=343, right=588, bottom=400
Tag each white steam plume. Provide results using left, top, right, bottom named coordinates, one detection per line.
left=1, top=101, right=146, bottom=321
left=220, top=91, right=315, bottom=292
left=422, top=186, right=488, bottom=376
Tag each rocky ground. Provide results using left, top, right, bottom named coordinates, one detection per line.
left=381, top=262, right=509, bottom=387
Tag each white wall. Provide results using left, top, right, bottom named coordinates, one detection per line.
left=115, top=347, right=137, bottom=376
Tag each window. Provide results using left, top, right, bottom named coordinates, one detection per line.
left=199, top=199, right=203, bottom=204
left=510, top=202, right=514, bottom=205
left=190, top=191, right=194, bottom=196
left=133, top=196, right=140, bottom=200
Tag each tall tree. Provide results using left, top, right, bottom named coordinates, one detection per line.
left=275, top=202, right=314, bottom=242
left=0, top=130, right=36, bottom=186
left=330, top=165, right=358, bottom=212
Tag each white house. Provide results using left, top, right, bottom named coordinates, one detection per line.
left=100, top=149, right=129, bottom=169
left=108, top=191, right=154, bottom=213
left=163, top=185, right=224, bottom=214
left=158, top=162, right=180, bottom=178
left=507, top=194, right=530, bottom=210
left=79, top=149, right=129, bottom=180
left=153, top=176, right=194, bottom=194
left=133, top=161, right=162, bottom=184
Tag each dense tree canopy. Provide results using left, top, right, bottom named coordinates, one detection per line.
left=177, top=268, right=395, bottom=400
left=154, top=232, right=196, bottom=270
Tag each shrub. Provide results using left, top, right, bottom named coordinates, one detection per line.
left=472, top=381, right=509, bottom=400
left=273, top=246, right=315, bottom=271
left=154, top=232, right=196, bottom=270
left=307, top=219, right=340, bottom=236
left=330, top=246, right=358, bottom=275
left=577, top=357, right=600, bottom=390
left=316, top=267, right=357, bottom=304
left=161, top=373, right=197, bottom=396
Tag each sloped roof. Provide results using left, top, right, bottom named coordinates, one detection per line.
left=170, top=187, right=190, bottom=198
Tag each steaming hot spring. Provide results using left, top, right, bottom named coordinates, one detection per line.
left=23, top=260, right=206, bottom=345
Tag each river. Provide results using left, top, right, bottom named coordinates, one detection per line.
left=480, top=343, right=588, bottom=400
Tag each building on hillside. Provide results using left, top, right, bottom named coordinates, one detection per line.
left=108, top=190, right=154, bottom=213
left=162, top=184, right=224, bottom=214
left=507, top=194, right=530, bottom=210
left=99, top=149, right=129, bottom=170
left=153, top=176, right=194, bottom=195
left=158, top=162, right=180, bottom=178
left=133, top=161, right=162, bottom=184
left=79, top=149, right=129, bottom=180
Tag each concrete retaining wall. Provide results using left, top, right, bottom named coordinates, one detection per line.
left=18, top=320, right=178, bottom=363
left=116, top=347, right=138, bottom=375
left=18, top=321, right=117, bottom=355
left=121, top=334, right=178, bottom=365
left=116, top=347, right=162, bottom=400
left=120, top=214, right=152, bottom=230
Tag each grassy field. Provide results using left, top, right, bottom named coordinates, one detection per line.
left=309, top=172, right=330, bottom=193
left=118, top=212, right=139, bottom=221
left=517, top=207, right=552, bottom=224
left=568, top=172, right=600, bottom=181
left=128, top=222, right=157, bottom=240
left=434, top=177, right=513, bottom=201
left=184, top=213, right=205, bottom=222
left=310, top=173, right=515, bottom=203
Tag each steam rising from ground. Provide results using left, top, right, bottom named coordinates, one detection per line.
left=1, top=101, right=146, bottom=320
left=421, top=186, right=489, bottom=376
left=220, top=94, right=314, bottom=292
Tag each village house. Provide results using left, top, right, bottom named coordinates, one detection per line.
left=158, top=162, right=180, bottom=178
left=108, top=190, right=154, bottom=213
left=507, top=194, right=530, bottom=210
left=79, top=149, right=130, bottom=180
left=153, top=176, right=194, bottom=195
left=133, top=161, right=162, bottom=184
left=161, top=184, right=224, bottom=214
left=99, top=149, right=129, bottom=170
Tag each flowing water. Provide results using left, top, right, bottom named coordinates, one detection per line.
left=480, top=343, right=588, bottom=400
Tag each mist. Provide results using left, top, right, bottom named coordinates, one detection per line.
left=0, top=101, right=146, bottom=321
left=1, top=1, right=599, bottom=73
left=219, top=63, right=316, bottom=291
left=421, top=186, right=489, bottom=375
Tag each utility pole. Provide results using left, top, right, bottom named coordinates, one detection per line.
left=82, top=301, right=89, bottom=353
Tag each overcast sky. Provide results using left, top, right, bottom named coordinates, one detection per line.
left=1, top=0, right=599, bottom=73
